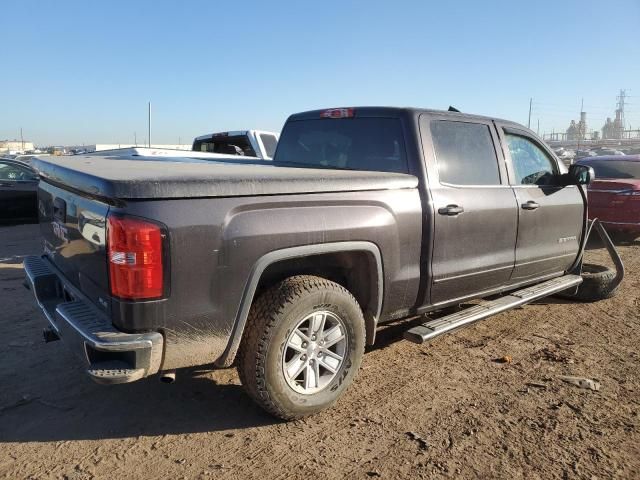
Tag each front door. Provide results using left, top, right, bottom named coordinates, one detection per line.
left=496, top=126, right=584, bottom=280
left=420, top=116, right=519, bottom=304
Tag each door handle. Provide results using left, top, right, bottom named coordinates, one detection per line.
left=438, top=204, right=464, bottom=216
left=521, top=201, right=540, bottom=210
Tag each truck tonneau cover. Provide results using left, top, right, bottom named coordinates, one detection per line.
left=33, top=156, right=418, bottom=200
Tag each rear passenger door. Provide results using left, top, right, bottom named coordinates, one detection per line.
left=496, top=125, right=584, bottom=280
left=420, top=115, right=519, bottom=304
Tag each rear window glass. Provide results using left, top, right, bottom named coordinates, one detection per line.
left=192, top=135, right=257, bottom=157
left=430, top=121, right=501, bottom=185
left=260, top=134, right=278, bottom=158
left=579, top=160, right=640, bottom=179
left=274, top=118, right=408, bottom=173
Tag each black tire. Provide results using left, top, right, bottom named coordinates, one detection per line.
left=561, top=263, right=619, bottom=302
left=237, top=275, right=365, bottom=420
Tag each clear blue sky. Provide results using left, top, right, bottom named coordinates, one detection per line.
left=1, top=0, right=639, bottom=146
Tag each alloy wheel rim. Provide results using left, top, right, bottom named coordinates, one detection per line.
left=281, top=310, right=347, bottom=395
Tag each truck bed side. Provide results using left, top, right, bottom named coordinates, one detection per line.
left=117, top=188, right=422, bottom=369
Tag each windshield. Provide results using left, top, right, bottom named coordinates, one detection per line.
left=274, top=118, right=408, bottom=173
left=580, top=160, right=640, bottom=179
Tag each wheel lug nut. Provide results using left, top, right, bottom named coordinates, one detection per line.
left=311, top=335, right=316, bottom=341
left=302, top=342, right=307, bottom=347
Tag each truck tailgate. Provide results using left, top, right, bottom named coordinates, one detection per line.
left=38, top=180, right=110, bottom=310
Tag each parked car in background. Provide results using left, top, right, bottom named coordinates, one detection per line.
left=577, top=155, right=640, bottom=242
left=0, top=158, right=39, bottom=222
left=593, top=148, right=625, bottom=156
left=553, top=147, right=575, bottom=166
left=575, top=149, right=597, bottom=160
left=192, top=130, right=279, bottom=159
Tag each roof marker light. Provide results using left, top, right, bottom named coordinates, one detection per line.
left=320, top=108, right=355, bottom=119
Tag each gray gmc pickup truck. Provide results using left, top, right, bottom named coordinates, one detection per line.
left=24, top=107, right=620, bottom=419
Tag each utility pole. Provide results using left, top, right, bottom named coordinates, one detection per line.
left=616, top=89, right=627, bottom=130
left=576, top=98, right=584, bottom=153
left=537, top=119, right=540, bottom=135
left=527, top=98, right=532, bottom=128
left=148, top=102, right=151, bottom=148
left=20, top=127, right=24, bottom=151
left=134, top=132, right=137, bottom=146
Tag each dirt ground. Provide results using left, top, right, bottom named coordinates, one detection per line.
left=0, top=223, right=638, bottom=479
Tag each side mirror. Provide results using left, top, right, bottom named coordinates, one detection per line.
left=568, top=164, right=595, bottom=185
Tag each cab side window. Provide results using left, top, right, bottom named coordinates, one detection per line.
left=430, top=121, right=501, bottom=185
left=505, top=133, right=558, bottom=186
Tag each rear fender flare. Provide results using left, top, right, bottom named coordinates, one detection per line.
left=215, top=241, right=383, bottom=367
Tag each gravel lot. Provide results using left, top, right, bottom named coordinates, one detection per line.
left=1, top=223, right=638, bottom=479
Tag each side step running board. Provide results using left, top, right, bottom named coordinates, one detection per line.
left=404, top=275, right=582, bottom=344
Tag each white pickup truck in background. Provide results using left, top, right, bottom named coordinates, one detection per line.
left=192, top=130, right=279, bottom=159
left=85, top=130, right=279, bottom=161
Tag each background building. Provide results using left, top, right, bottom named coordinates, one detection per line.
left=0, top=140, right=35, bottom=154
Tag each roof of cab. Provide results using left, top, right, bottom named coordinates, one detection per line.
left=287, top=106, right=524, bottom=129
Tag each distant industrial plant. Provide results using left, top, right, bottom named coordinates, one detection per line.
left=545, top=90, right=638, bottom=142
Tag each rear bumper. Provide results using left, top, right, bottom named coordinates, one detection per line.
left=23, top=255, right=164, bottom=384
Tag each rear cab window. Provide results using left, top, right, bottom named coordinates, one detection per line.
left=430, top=120, right=502, bottom=185
left=274, top=117, right=409, bottom=173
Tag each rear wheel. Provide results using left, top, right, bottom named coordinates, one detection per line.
left=237, top=275, right=365, bottom=420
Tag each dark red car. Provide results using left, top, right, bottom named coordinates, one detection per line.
left=577, top=155, right=640, bottom=241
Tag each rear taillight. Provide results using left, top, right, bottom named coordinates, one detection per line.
left=107, top=215, right=165, bottom=300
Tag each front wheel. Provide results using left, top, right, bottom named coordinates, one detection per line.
left=237, top=275, right=365, bottom=420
